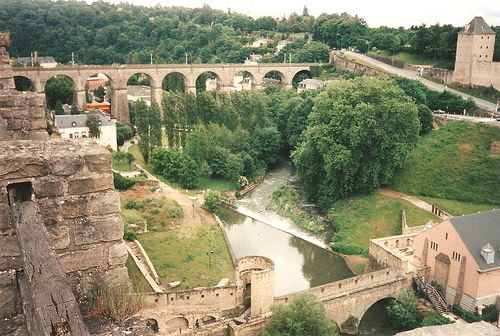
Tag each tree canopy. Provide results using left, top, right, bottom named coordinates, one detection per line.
left=262, top=292, right=338, bottom=336
left=292, top=77, right=420, bottom=207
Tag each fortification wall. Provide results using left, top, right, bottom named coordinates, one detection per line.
left=369, top=234, right=415, bottom=269
left=334, top=55, right=387, bottom=78
left=274, top=267, right=404, bottom=304
left=0, top=139, right=129, bottom=324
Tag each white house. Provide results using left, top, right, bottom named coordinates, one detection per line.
left=54, top=113, right=117, bottom=151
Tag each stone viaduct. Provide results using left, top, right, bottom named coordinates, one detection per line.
left=12, top=63, right=315, bottom=124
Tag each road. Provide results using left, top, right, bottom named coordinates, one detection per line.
left=344, top=51, right=499, bottom=116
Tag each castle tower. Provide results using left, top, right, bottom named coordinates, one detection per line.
left=453, top=16, right=496, bottom=85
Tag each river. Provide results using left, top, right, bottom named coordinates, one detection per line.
left=217, top=160, right=397, bottom=335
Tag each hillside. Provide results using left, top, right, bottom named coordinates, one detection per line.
left=388, top=120, right=500, bottom=206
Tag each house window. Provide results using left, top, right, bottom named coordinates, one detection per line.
left=445, top=233, right=448, bottom=240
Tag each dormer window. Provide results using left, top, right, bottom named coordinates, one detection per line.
left=481, top=244, right=495, bottom=264
left=71, top=121, right=77, bottom=127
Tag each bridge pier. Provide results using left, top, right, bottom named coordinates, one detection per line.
left=111, top=87, right=130, bottom=124
left=74, top=88, right=87, bottom=111
left=150, top=85, right=163, bottom=116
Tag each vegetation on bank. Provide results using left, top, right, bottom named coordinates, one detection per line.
left=329, top=193, right=439, bottom=255
left=267, top=185, right=325, bottom=234
left=388, top=121, right=500, bottom=206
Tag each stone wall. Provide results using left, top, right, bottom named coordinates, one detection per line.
left=0, top=139, right=129, bottom=328
left=0, top=33, right=48, bottom=141
left=334, top=54, right=387, bottom=78
left=369, top=234, right=415, bottom=269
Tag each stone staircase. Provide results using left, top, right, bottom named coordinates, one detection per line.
left=414, top=277, right=447, bottom=313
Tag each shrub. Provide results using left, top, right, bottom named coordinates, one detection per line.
left=125, top=199, right=143, bottom=210
left=86, top=278, right=143, bottom=324
left=113, top=172, right=136, bottom=191
left=203, top=191, right=221, bottom=213
left=124, top=226, right=138, bottom=241
left=331, top=242, right=367, bottom=256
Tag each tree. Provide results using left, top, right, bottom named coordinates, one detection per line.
left=93, top=85, right=106, bottom=102
left=134, top=99, right=150, bottom=163
left=86, top=109, right=101, bottom=138
left=70, top=103, right=79, bottom=115
left=262, top=292, right=338, bottom=336
left=179, top=156, right=200, bottom=189
left=386, top=291, right=423, bottom=331
left=54, top=100, right=65, bottom=115
left=292, top=77, right=420, bottom=207
left=149, top=99, right=162, bottom=148
left=203, top=191, right=220, bottom=213
left=45, top=75, right=73, bottom=110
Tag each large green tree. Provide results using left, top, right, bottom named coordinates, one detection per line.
left=86, top=109, right=101, bottom=138
left=134, top=99, right=151, bottom=164
left=262, top=292, right=338, bottom=336
left=292, top=77, right=420, bottom=207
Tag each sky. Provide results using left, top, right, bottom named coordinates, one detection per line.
left=87, top=0, right=500, bottom=29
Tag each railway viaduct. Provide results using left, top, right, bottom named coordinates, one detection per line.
left=12, top=63, right=315, bottom=124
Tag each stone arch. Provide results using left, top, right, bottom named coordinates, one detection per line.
left=13, top=76, right=34, bottom=92
left=196, top=71, right=222, bottom=93
left=232, top=70, right=255, bottom=90
left=201, top=315, right=216, bottom=325
left=162, top=72, right=187, bottom=93
left=356, top=297, right=395, bottom=335
left=127, top=72, right=152, bottom=107
left=145, top=318, right=159, bottom=332
left=261, top=70, right=285, bottom=88
left=165, top=316, right=189, bottom=332
left=85, top=72, right=112, bottom=113
left=291, top=70, right=313, bottom=89
left=44, top=74, right=77, bottom=111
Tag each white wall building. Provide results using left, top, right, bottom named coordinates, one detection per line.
left=55, top=113, right=117, bottom=151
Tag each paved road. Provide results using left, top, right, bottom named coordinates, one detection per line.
left=344, top=51, right=499, bottom=115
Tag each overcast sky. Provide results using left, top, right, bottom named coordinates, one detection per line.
left=88, top=0, right=500, bottom=29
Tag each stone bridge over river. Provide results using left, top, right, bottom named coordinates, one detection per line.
left=140, top=264, right=411, bottom=335
left=12, top=63, right=315, bottom=124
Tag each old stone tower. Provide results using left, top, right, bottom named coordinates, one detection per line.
left=453, top=16, right=499, bottom=90
left=0, top=33, right=129, bottom=335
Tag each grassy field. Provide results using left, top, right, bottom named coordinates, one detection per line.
left=329, top=193, right=440, bottom=254
left=137, top=218, right=235, bottom=290
left=418, top=196, right=498, bottom=217
left=112, top=160, right=136, bottom=171
left=126, top=256, right=154, bottom=292
left=388, top=120, right=500, bottom=206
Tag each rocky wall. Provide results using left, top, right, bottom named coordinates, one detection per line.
left=0, top=139, right=129, bottom=324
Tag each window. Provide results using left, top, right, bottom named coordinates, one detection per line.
left=445, top=233, right=448, bottom=240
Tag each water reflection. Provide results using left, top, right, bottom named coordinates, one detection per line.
left=218, top=207, right=353, bottom=296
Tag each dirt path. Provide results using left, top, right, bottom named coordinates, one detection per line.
left=377, top=188, right=449, bottom=219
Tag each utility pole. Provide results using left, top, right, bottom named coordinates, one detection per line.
left=150, top=53, right=153, bottom=65
left=72, top=52, right=75, bottom=66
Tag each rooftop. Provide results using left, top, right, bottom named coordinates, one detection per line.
left=55, top=114, right=115, bottom=129
left=459, top=16, right=495, bottom=35
left=449, top=209, right=500, bottom=272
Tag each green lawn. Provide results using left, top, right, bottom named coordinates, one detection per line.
left=330, top=193, right=440, bottom=252
left=388, top=120, right=500, bottom=206
left=418, top=197, right=498, bottom=217
left=137, top=218, right=235, bottom=290
left=112, top=160, right=136, bottom=171
left=126, top=256, right=154, bottom=293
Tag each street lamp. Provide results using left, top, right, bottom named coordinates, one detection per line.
left=206, top=250, right=214, bottom=267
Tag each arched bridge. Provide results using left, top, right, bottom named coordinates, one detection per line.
left=274, top=267, right=411, bottom=334
left=12, top=63, right=316, bottom=124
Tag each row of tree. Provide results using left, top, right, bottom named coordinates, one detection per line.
left=2, top=0, right=498, bottom=67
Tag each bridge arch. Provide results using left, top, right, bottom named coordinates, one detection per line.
left=164, top=316, right=189, bottom=333
left=162, top=72, right=187, bottom=93
left=13, top=76, right=34, bottom=92
left=357, top=297, right=395, bottom=335
left=44, top=74, right=76, bottom=110
left=196, top=70, right=222, bottom=93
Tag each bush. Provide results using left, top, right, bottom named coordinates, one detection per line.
left=125, top=199, right=143, bottom=210
left=113, top=172, right=136, bottom=191
left=124, top=226, right=138, bottom=241
left=331, top=242, right=367, bottom=256
left=86, top=278, right=143, bottom=324
left=203, top=191, right=221, bottom=213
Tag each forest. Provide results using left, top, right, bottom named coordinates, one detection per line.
left=1, top=0, right=499, bottom=68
